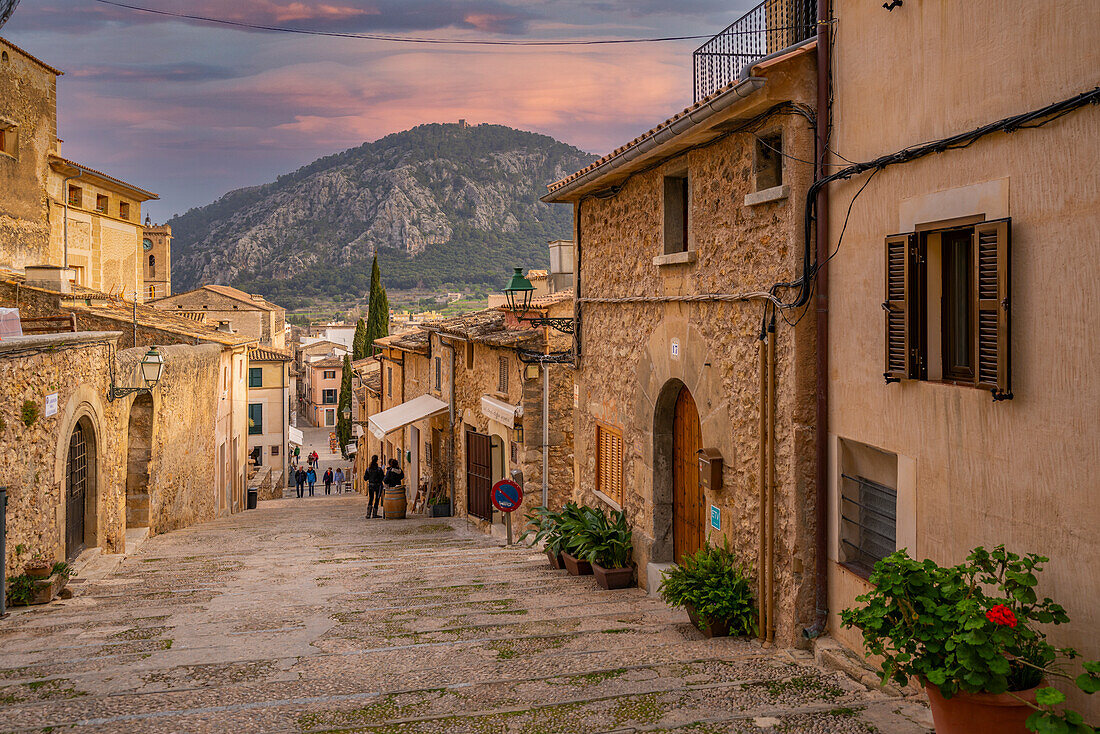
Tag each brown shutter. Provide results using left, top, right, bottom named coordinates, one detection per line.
left=974, top=218, right=1011, bottom=398
left=884, top=233, right=917, bottom=381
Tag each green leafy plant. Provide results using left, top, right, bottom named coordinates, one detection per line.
left=51, top=562, right=72, bottom=579
left=519, top=505, right=565, bottom=557
left=557, top=502, right=603, bottom=558
left=6, top=575, right=36, bottom=606
left=841, top=546, right=1098, bottom=733
left=21, top=400, right=39, bottom=427
left=658, top=540, right=757, bottom=636
left=574, top=508, right=633, bottom=569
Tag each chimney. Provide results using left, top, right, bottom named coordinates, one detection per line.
left=217, top=320, right=234, bottom=333
left=24, top=265, right=74, bottom=294
left=547, top=240, right=574, bottom=294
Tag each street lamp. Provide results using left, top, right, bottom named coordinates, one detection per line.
left=502, top=267, right=574, bottom=334
left=108, top=346, right=165, bottom=401
left=341, top=405, right=351, bottom=420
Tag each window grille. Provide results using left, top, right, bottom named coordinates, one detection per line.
left=840, top=473, right=896, bottom=574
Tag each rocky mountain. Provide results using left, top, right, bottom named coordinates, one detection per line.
left=168, top=124, right=595, bottom=308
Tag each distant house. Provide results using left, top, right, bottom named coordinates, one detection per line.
left=151, top=284, right=286, bottom=349
left=247, top=346, right=292, bottom=494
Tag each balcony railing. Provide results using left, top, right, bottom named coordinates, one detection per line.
left=693, top=0, right=817, bottom=102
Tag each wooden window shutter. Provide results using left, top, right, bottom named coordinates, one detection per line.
left=596, top=424, right=623, bottom=505
left=973, top=218, right=1012, bottom=399
left=884, top=233, right=918, bottom=381
left=498, top=356, right=508, bottom=393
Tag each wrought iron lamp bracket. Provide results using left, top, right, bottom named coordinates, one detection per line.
left=518, top=316, right=575, bottom=334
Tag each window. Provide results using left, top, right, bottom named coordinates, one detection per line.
left=322, top=389, right=337, bottom=404
left=0, top=124, right=17, bottom=159
left=839, top=473, right=897, bottom=576
left=95, top=194, right=108, bottom=213
left=148, top=254, right=155, bottom=276
left=497, top=356, right=508, bottom=393
left=119, top=201, right=130, bottom=220
left=662, top=173, right=689, bottom=254
left=595, top=423, right=624, bottom=507
left=323, top=370, right=336, bottom=379
left=67, top=185, right=82, bottom=208
left=248, top=403, right=263, bottom=435
left=148, top=285, right=156, bottom=299
left=754, top=131, right=783, bottom=191
left=248, top=367, right=263, bottom=388
left=326, top=409, right=335, bottom=426
left=434, top=357, right=441, bottom=390
left=388, top=366, right=394, bottom=397
left=883, top=219, right=1011, bottom=398
left=465, top=342, right=474, bottom=369
left=271, top=445, right=280, bottom=457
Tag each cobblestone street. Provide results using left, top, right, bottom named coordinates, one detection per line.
left=0, top=496, right=932, bottom=733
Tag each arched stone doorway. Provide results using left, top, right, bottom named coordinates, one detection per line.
left=65, top=417, right=98, bottom=559
left=126, top=394, right=153, bottom=529
left=653, top=380, right=705, bottom=565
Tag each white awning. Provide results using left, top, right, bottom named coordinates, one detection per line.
left=480, top=395, right=522, bottom=425
left=368, top=394, right=449, bottom=440
left=288, top=425, right=304, bottom=446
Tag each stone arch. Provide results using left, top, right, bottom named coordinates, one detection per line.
left=126, top=393, right=154, bottom=528
left=651, top=378, right=687, bottom=563
left=53, top=387, right=108, bottom=559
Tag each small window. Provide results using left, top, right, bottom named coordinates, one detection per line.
left=662, top=173, right=689, bottom=254
left=323, top=369, right=336, bottom=379
left=148, top=254, right=155, bottom=276
left=840, top=473, right=897, bottom=575
left=1, top=51, right=8, bottom=63
left=322, top=388, right=337, bottom=404
left=497, top=355, right=508, bottom=393
left=271, top=445, right=280, bottom=456
left=465, top=342, right=474, bottom=369
left=95, top=194, right=108, bottom=213
left=434, top=357, right=441, bottom=390
left=248, top=403, right=263, bottom=435
left=595, top=423, right=624, bottom=507
left=67, top=185, right=82, bottom=208
left=0, top=124, right=17, bottom=159
left=755, top=131, right=783, bottom=191
left=119, top=201, right=130, bottom=220
left=388, top=366, right=394, bottom=397
left=248, top=367, right=263, bottom=388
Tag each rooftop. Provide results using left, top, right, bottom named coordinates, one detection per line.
left=0, top=37, right=64, bottom=76
left=249, top=346, right=292, bottom=362
left=155, top=284, right=280, bottom=312
left=49, top=156, right=159, bottom=201
left=310, top=357, right=345, bottom=369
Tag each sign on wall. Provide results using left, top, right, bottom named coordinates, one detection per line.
left=44, top=393, right=58, bottom=418
left=670, top=338, right=680, bottom=360
left=710, top=505, right=721, bottom=530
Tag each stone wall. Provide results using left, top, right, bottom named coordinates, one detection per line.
left=569, top=53, right=818, bottom=646
left=0, top=41, right=56, bottom=272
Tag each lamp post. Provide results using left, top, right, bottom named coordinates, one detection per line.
left=502, top=267, right=574, bottom=334
left=108, top=346, right=165, bottom=401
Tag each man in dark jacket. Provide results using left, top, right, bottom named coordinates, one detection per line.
left=295, top=467, right=305, bottom=498
left=365, top=455, right=384, bottom=519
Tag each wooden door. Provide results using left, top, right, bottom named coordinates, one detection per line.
left=672, top=387, right=704, bottom=564
left=66, top=423, right=88, bottom=559
left=466, top=430, right=493, bottom=521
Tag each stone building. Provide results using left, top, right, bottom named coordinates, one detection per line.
left=362, top=296, right=574, bottom=531
left=0, top=330, right=237, bottom=575
left=246, top=346, right=291, bottom=493
left=821, top=0, right=1100, bottom=717
left=141, top=221, right=171, bottom=300
left=543, top=45, right=818, bottom=645
left=1, top=38, right=158, bottom=301
left=151, top=284, right=285, bottom=349
left=304, top=356, right=343, bottom=428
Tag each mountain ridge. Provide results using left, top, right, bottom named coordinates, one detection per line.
left=167, top=123, right=596, bottom=308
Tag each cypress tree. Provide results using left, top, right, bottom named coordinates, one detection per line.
left=336, top=354, right=353, bottom=458
left=352, top=317, right=368, bottom=361
left=364, top=254, right=389, bottom=357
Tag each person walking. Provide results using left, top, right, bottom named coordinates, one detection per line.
left=334, top=467, right=345, bottom=494
left=294, top=445, right=300, bottom=465
left=364, top=455, right=384, bottom=519
left=323, top=467, right=334, bottom=494
left=306, top=466, right=317, bottom=496
left=295, top=467, right=305, bottom=498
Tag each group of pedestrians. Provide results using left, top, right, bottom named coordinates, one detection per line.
left=293, top=464, right=347, bottom=498
left=363, top=455, right=403, bottom=519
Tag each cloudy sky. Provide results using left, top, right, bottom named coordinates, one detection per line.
left=3, top=0, right=751, bottom=220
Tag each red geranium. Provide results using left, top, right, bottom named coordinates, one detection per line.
left=986, top=604, right=1017, bottom=628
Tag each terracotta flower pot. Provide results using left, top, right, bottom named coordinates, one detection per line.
left=546, top=549, right=565, bottom=570
left=924, top=681, right=1041, bottom=734
left=592, top=562, right=634, bottom=590
left=25, top=564, right=52, bottom=580
left=684, top=603, right=733, bottom=638
left=561, top=551, right=593, bottom=576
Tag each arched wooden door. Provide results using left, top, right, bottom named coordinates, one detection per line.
left=672, top=387, right=704, bottom=564
left=66, top=423, right=89, bottom=559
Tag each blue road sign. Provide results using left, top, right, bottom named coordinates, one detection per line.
left=492, top=479, right=523, bottom=513
left=710, top=505, right=721, bottom=530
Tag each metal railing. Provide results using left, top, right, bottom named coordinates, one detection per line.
left=693, top=0, right=817, bottom=101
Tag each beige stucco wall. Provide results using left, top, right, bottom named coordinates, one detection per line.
left=247, top=359, right=289, bottom=486
left=213, top=347, right=249, bottom=516
left=0, top=42, right=56, bottom=271
left=569, top=54, right=818, bottom=646
left=826, top=0, right=1100, bottom=716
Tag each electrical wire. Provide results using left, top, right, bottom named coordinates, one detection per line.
left=90, top=0, right=775, bottom=46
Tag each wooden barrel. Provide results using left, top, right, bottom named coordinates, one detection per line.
left=383, top=485, right=407, bottom=519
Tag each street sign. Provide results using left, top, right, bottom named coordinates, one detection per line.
left=710, top=505, right=721, bottom=530
left=491, top=479, right=523, bottom=513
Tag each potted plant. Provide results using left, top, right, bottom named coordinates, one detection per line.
left=518, top=506, right=566, bottom=569
left=428, top=493, right=452, bottom=517
left=24, top=550, right=53, bottom=580
left=658, top=541, right=757, bottom=638
left=558, top=502, right=595, bottom=576
left=841, top=546, right=1099, bottom=734
left=577, top=508, right=634, bottom=589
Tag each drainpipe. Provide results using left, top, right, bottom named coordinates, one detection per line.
left=765, top=320, right=777, bottom=645
left=440, top=338, right=457, bottom=508
left=807, top=0, right=833, bottom=641
left=573, top=199, right=582, bottom=368
left=542, top=324, right=550, bottom=508
left=61, top=169, right=83, bottom=270
left=757, top=338, right=768, bottom=640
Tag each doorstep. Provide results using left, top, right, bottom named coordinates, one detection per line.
left=646, top=561, right=675, bottom=596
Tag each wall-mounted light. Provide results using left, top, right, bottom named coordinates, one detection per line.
left=108, top=345, right=165, bottom=401
left=513, top=423, right=524, bottom=443
left=502, top=266, right=574, bottom=334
